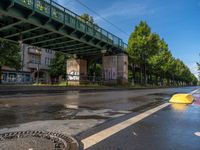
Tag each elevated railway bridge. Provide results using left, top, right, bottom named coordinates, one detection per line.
left=0, top=0, right=128, bottom=84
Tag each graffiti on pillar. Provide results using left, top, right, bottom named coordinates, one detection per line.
left=68, top=70, right=79, bottom=81
left=67, top=60, right=80, bottom=81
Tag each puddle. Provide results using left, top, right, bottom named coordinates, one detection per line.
left=0, top=104, right=78, bottom=127
left=148, top=93, right=172, bottom=97
left=0, top=104, right=125, bottom=128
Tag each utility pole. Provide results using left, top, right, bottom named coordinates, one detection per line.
left=101, top=49, right=107, bottom=83
left=36, top=49, right=42, bottom=84
left=19, top=33, right=24, bottom=83
left=37, top=63, right=40, bottom=84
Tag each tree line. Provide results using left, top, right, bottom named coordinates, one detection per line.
left=197, top=62, right=200, bottom=81
left=128, top=21, right=198, bottom=86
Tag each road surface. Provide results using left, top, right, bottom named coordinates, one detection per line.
left=0, top=86, right=199, bottom=149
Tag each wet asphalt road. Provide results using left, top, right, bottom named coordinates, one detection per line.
left=77, top=87, right=200, bottom=150
left=0, top=86, right=199, bottom=150
left=81, top=103, right=200, bottom=150
left=0, top=86, right=197, bottom=127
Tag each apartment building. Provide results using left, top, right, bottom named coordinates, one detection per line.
left=2, top=44, right=55, bottom=84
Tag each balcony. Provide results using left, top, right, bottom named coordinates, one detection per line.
left=28, top=47, right=42, bottom=55
left=27, top=61, right=49, bottom=70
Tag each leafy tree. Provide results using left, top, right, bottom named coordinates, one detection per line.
left=80, top=13, right=99, bottom=30
left=49, top=52, right=67, bottom=80
left=80, top=13, right=94, bottom=23
left=128, top=21, right=160, bottom=84
left=197, top=62, right=200, bottom=80
left=148, top=39, right=172, bottom=85
left=128, top=21, right=198, bottom=86
left=0, top=39, right=21, bottom=84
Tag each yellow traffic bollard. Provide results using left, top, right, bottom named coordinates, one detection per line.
left=169, top=94, right=194, bottom=104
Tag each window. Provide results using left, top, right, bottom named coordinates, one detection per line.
left=2, top=73, right=7, bottom=82
left=45, top=57, right=47, bottom=65
left=45, top=57, right=52, bottom=65
left=30, top=54, right=41, bottom=64
left=45, top=49, right=52, bottom=54
left=25, top=74, right=31, bottom=82
left=9, top=73, right=17, bottom=82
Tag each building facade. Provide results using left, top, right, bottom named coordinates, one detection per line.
left=2, top=44, right=55, bottom=84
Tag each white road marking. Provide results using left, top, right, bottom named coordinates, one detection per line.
left=190, top=89, right=199, bottom=94
left=64, top=104, right=79, bottom=109
left=81, top=103, right=170, bottom=149
left=194, top=132, right=200, bottom=137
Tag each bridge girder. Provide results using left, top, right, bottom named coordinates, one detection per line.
left=0, top=0, right=126, bottom=56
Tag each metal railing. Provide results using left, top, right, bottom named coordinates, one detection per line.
left=15, top=0, right=127, bottom=50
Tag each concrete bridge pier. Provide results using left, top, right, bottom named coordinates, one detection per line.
left=102, top=53, right=128, bottom=85
left=66, top=53, right=128, bottom=85
left=66, top=58, right=87, bottom=85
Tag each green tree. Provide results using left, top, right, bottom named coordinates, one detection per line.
left=49, top=52, right=67, bottom=81
left=148, top=39, right=172, bottom=85
left=128, top=21, right=160, bottom=84
left=0, top=39, right=21, bottom=84
left=197, top=62, right=200, bottom=80
left=79, top=13, right=99, bottom=30
left=80, top=13, right=94, bottom=23
left=128, top=21, right=197, bottom=86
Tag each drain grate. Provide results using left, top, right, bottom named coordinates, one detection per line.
left=0, top=131, right=79, bottom=150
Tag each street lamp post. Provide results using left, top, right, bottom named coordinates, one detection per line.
left=36, top=49, right=42, bottom=84
left=101, top=49, right=107, bottom=83
left=37, top=62, right=40, bottom=84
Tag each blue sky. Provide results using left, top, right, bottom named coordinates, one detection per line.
left=55, top=0, right=200, bottom=77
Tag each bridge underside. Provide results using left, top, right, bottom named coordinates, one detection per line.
left=0, top=0, right=125, bottom=57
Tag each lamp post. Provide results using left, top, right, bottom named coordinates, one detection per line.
left=19, top=33, right=24, bottom=83
left=101, top=49, right=107, bottom=82
left=36, top=49, right=42, bottom=84
left=37, top=62, right=40, bottom=84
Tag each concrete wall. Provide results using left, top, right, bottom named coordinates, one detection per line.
left=67, top=58, right=87, bottom=85
left=103, top=56, right=118, bottom=81
left=117, top=54, right=128, bottom=83
left=103, top=53, right=128, bottom=84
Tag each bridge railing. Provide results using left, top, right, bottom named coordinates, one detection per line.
left=15, top=0, right=127, bottom=51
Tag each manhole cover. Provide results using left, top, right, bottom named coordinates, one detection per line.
left=0, top=131, right=79, bottom=150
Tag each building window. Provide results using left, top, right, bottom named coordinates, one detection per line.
left=30, top=54, right=41, bottom=64
left=45, top=57, right=52, bottom=65
left=45, top=49, right=52, bottom=54
left=45, top=57, right=47, bottom=65
left=25, top=74, right=31, bottom=82
left=2, top=73, right=7, bottom=82
left=8, top=73, right=17, bottom=82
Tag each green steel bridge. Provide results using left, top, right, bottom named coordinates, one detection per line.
left=0, top=0, right=127, bottom=56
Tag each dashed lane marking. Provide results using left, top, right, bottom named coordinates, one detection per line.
left=81, top=103, right=170, bottom=149
left=194, top=132, right=200, bottom=137
left=190, top=89, right=200, bottom=94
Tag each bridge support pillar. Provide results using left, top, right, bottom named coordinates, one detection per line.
left=102, top=53, right=128, bottom=85
left=66, top=58, right=87, bottom=85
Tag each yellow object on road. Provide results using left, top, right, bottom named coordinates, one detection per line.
left=169, top=94, right=194, bottom=104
